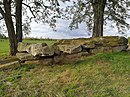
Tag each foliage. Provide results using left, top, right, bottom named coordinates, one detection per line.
left=0, top=0, right=69, bottom=35
left=64, top=0, right=130, bottom=34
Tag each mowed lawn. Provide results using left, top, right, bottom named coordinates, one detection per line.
left=0, top=39, right=130, bottom=96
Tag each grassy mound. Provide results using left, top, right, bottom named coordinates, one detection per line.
left=0, top=52, right=130, bottom=96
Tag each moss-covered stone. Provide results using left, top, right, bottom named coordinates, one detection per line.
left=16, top=53, right=38, bottom=61
left=16, top=36, right=128, bottom=65
left=56, top=36, right=128, bottom=48
left=58, top=44, right=82, bottom=54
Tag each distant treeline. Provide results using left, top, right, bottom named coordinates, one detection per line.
left=0, top=34, right=7, bottom=39
left=23, top=37, right=59, bottom=41
left=0, top=35, right=60, bottom=41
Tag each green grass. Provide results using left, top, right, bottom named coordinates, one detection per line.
left=0, top=52, right=130, bottom=96
left=0, top=39, right=9, bottom=56
left=0, top=38, right=130, bottom=96
left=0, top=39, right=56, bottom=56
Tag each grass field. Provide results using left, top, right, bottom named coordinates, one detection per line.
left=0, top=39, right=130, bottom=96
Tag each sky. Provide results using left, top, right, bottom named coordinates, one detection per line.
left=25, top=1, right=130, bottom=39
left=26, top=19, right=130, bottom=39
left=29, top=19, right=90, bottom=39
left=2, top=0, right=130, bottom=39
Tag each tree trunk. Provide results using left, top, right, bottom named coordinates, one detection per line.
left=16, top=0, right=22, bottom=42
left=92, top=0, right=106, bottom=37
left=4, top=0, right=17, bottom=56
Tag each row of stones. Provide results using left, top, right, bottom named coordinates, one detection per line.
left=16, top=36, right=128, bottom=65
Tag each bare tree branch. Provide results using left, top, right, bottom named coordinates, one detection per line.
left=22, top=2, right=36, bottom=18
left=0, top=1, right=3, bottom=5
left=0, top=16, right=4, bottom=20
left=0, top=7, right=5, bottom=17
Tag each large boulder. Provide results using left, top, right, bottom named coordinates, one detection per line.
left=18, top=42, right=54, bottom=57
left=51, top=44, right=61, bottom=55
left=29, top=45, right=54, bottom=56
left=112, top=45, right=128, bottom=52
left=18, top=42, right=32, bottom=52
left=57, top=44, right=82, bottom=54
left=92, top=36, right=128, bottom=47
left=16, top=53, right=38, bottom=61
left=56, top=36, right=128, bottom=48
left=17, top=42, right=47, bottom=53
left=53, top=52, right=89, bottom=65
left=56, top=36, right=128, bottom=53
left=90, top=47, right=113, bottom=54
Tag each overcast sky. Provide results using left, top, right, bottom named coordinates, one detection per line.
left=26, top=18, right=130, bottom=39
left=3, top=1, right=130, bottom=39
left=26, top=1, right=130, bottom=39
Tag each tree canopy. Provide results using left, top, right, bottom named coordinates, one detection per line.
left=64, top=0, right=130, bottom=37
left=0, top=0, right=130, bottom=55
left=0, top=0, right=64, bottom=55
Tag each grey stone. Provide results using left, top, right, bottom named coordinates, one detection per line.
left=112, top=46, right=128, bottom=52
left=18, top=42, right=47, bottom=53
left=16, top=53, right=38, bottom=61
left=28, top=43, right=54, bottom=56
left=58, top=45, right=82, bottom=54
left=53, top=52, right=89, bottom=65
left=16, top=36, right=128, bottom=65
left=82, top=43, right=95, bottom=49
left=126, top=44, right=130, bottom=51
left=40, top=46, right=54, bottom=56
left=0, top=61, right=20, bottom=70
left=25, top=58, right=53, bottom=65
left=18, top=42, right=32, bottom=52
left=90, top=47, right=112, bottom=54
left=56, top=36, right=128, bottom=48
left=52, top=45, right=60, bottom=55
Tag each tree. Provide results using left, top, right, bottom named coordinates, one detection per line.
left=0, top=0, right=17, bottom=55
left=0, top=0, right=63, bottom=55
left=65, top=0, right=130, bottom=37
left=16, top=0, right=22, bottom=42
left=92, top=0, right=106, bottom=37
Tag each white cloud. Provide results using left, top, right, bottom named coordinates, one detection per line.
left=28, top=19, right=91, bottom=39
left=28, top=18, right=130, bottom=39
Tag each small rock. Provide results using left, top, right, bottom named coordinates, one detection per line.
left=25, top=58, right=53, bottom=65
left=0, top=61, right=20, bottom=70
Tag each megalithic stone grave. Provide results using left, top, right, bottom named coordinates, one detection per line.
left=16, top=36, right=128, bottom=65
